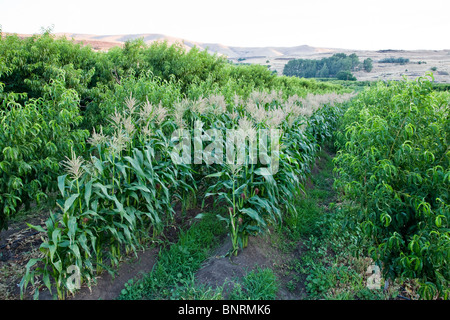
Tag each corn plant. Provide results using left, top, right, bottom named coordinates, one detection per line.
left=19, top=89, right=351, bottom=297
left=20, top=96, right=198, bottom=298
left=202, top=92, right=349, bottom=255
left=205, top=159, right=279, bottom=256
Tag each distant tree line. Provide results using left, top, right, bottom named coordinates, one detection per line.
left=379, top=57, right=409, bottom=64
left=283, top=53, right=373, bottom=80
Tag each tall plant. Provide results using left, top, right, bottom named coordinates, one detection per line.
left=0, top=76, right=88, bottom=230
left=334, top=75, right=450, bottom=299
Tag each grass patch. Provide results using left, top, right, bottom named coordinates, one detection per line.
left=276, top=147, right=399, bottom=300
left=228, top=267, right=279, bottom=300
left=277, top=148, right=336, bottom=245
left=118, top=212, right=227, bottom=300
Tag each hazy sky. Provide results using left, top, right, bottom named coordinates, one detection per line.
left=1, top=0, right=449, bottom=50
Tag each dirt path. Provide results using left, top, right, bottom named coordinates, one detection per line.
left=65, top=247, right=158, bottom=300
left=194, top=232, right=307, bottom=299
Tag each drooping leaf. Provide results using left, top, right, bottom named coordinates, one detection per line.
left=64, top=194, right=79, bottom=213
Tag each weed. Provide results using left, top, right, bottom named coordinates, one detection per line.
left=118, top=213, right=226, bottom=300
left=229, top=267, right=279, bottom=300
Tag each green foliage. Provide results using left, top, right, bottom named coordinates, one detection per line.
left=229, top=267, right=279, bottom=300
left=20, top=89, right=352, bottom=298
left=379, top=57, right=409, bottom=64
left=82, top=71, right=183, bottom=131
left=106, top=39, right=227, bottom=93
left=0, top=32, right=348, bottom=230
left=203, top=92, right=351, bottom=255
left=118, top=213, right=226, bottom=300
left=283, top=53, right=361, bottom=79
left=334, top=74, right=450, bottom=299
left=0, top=32, right=108, bottom=102
left=336, top=70, right=357, bottom=81
left=21, top=97, right=196, bottom=298
left=432, top=83, right=450, bottom=92
left=272, top=75, right=348, bottom=97
left=0, top=77, right=88, bottom=230
left=363, top=58, right=373, bottom=72
left=0, top=31, right=355, bottom=299
left=277, top=145, right=394, bottom=300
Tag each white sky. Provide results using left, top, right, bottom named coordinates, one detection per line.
left=0, top=0, right=449, bottom=50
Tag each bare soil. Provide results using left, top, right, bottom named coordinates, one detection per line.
left=0, top=214, right=46, bottom=299
left=65, top=247, right=158, bottom=300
